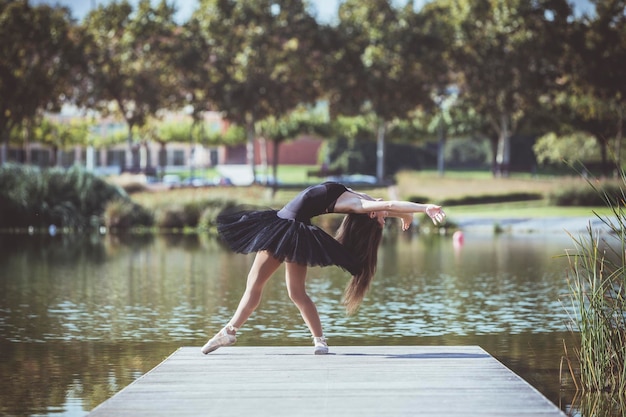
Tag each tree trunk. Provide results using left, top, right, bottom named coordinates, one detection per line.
left=126, top=124, right=136, bottom=173
left=614, top=104, right=623, bottom=177
left=24, top=120, right=32, bottom=165
left=1, top=141, right=6, bottom=165
left=495, top=114, right=511, bottom=177
left=376, top=121, right=386, bottom=183
left=188, top=119, right=199, bottom=180
left=259, top=136, right=268, bottom=183
left=437, top=113, right=446, bottom=177
left=245, top=113, right=256, bottom=184
left=598, top=137, right=609, bottom=177
left=272, top=139, right=280, bottom=195
left=158, top=141, right=167, bottom=179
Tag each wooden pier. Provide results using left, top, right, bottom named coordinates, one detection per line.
left=87, top=346, right=566, bottom=417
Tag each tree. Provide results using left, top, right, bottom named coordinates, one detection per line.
left=194, top=0, right=323, bottom=182
left=566, top=0, right=626, bottom=175
left=445, top=0, right=572, bottom=176
left=324, top=0, right=452, bottom=182
left=257, top=108, right=327, bottom=189
left=79, top=0, right=179, bottom=172
left=538, top=90, right=619, bottom=174
left=533, top=131, right=601, bottom=166
left=33, top=118, right=92, bottom=167
left=0, top=1, right=79, bottom=164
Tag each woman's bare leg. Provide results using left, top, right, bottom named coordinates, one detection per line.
left=284, top=261, right=323, bottom=337
left=228, top=251, right=282, bottom=329
left=201, top=251, right=281, bottom=354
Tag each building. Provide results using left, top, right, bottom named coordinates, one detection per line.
left=2, top=111, right=323, bottom=179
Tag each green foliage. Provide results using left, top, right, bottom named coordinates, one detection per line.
left=154, top=206, right=188, bottom=229
left=152, top=120, right=192, bottom=143
left=534, top=132, right=602, bottom=165
left=104, top=200, right=153, bottom=230
left=152, top=199, right=236, bottom=230
left=207, top=124, right=246, bottom=146
left=33, top=118, right=93, bottom=150
left=445, top=137, right=492, bottom=168
left=0, top=1, right=79, bottom=143
left=0, top=164, right=127, bottom=230
left=327, top=0, right=450, bottom=119
left=79, top=0, right=180, bottom=136
left=198, top=200, right=236, bottom=230
left=194, top=0, right=322, bottom=125
left=550, top=182, right=624, bottom=206
left=442, top=0, right=571, bottom=175
left=564, top=170, right=626, bottom=393
left=441, top=192, right=543, bottom=206
left=3, top=0, right=626, bottom=183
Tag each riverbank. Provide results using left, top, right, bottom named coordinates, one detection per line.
left=452, top=215, right=613, bottom=234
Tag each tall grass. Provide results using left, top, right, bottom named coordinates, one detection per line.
left=564, top=173, right=626, bottom=394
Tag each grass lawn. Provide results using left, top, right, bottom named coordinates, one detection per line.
left=445, top=201, right=614, bottom=219
left=128, top=167, right=612, bottom=220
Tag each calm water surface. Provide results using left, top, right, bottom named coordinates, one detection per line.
left=0, top=231, right=586, bottom=416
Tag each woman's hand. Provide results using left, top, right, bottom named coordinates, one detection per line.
left=369, top=210, right=388, bottom=227
left=425, top=205, right=446, bottom=225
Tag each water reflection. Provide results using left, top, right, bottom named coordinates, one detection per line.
left=0, top=232, right=582, bottom=416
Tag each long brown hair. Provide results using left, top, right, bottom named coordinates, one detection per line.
left=335, top=213, right=383, bottom=315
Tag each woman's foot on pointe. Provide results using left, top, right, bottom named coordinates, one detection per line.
left=201, top=326, right=237, bottom=354
left=313, top=336, right=329, bottom=355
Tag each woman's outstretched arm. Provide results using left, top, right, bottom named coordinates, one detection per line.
left=334, top=192, right=446, bottom=228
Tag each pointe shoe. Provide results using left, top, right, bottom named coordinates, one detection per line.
left=201, top=327, right=237, bottom=354
left=313, top=336, right=329, bottom=355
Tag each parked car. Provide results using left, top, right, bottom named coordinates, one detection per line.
left=326, top=174, right=378, bottom=186
left=182, top=177, right=211, bottom=187
left=162, top=174, right=181, bottom=188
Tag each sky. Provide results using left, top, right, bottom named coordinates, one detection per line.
left=32, top=0, right=593, bottom=24
left=31, top=0, right=342, bottom=23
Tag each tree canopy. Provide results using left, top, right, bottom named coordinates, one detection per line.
left=2, top=0, right=626, bottom=176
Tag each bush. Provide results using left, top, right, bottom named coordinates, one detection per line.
left=441, top=192, right=543, bottom=206
left=198, top=200, right=237, bottom=230
left=154, top=199, right=236, bottom=230
left=121, top=182, right=149, bottom=194
left=155, top=206, right=187, bottom=229
left=550, top=182, right=623, bottom=206
left=104, top=200, right=154, bottom=230
left=0, top=164, right=126, bottom=230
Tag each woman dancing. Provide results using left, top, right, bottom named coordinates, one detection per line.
left=201, top=181, right=446, bottom=355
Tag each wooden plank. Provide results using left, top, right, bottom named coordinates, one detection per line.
left=87, top=346, right=566, bottom=417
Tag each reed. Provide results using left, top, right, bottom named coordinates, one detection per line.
left=564, top=172, right=626, bottom=394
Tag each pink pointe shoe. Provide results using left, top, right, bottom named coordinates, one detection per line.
left=313, top=336, right=329, bottom=355
left=201, top=326, right=237, bottom=354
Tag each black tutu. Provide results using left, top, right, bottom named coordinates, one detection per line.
left=216, top=207, right=360, bottom=275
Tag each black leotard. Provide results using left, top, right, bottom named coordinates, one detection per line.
left=277, top=182, right=347, bottom=223
left=216, top=182, right=360, bottom=275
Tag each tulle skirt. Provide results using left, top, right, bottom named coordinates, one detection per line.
left=216, top=207, right=360, bottom=275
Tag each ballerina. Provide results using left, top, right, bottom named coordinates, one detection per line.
left=201, top=181, right=445, bottom=355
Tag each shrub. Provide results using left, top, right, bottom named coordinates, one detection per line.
left=104, top=200, right=153, bottom=230
left=155, top=199, right=236, bottom=230
left=441, top=192, right=543, bottom=206
left=154, top=206, right=187, bottom=229
left=550, top=182, right=623, bottom=206
left=198, top=200, right=237, bottom=230
left=121, top=182, right=149, bottom=194
left=0, top=164, right=126, bottom=230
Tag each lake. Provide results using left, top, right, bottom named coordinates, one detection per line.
left=0, top=229, right=587, bottom=416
